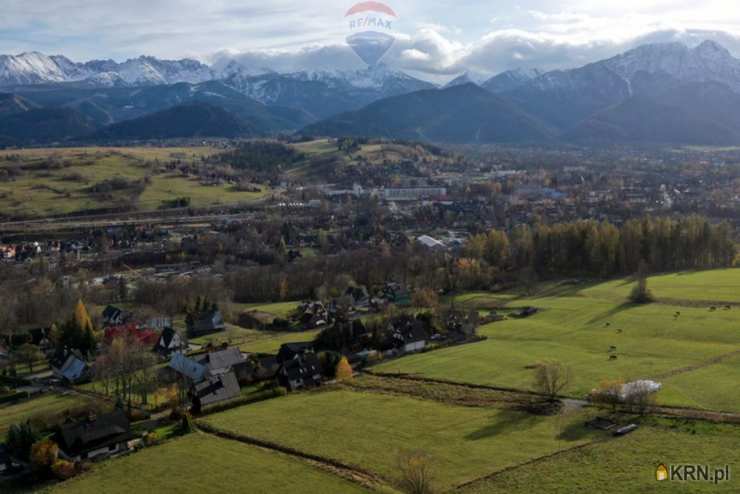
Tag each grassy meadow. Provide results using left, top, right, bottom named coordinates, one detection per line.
left=0, top=147, right=269, bottom=218
left=375, top=269, right=740, bottom=412
left=48, top=433, right=370, bottom=494
left=461, top=421, right=740, bottom=493
left=202, top=388, right=605, bottom=491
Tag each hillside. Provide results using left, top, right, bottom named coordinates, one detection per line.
left=89, top=103, right=254, bottom=140
left=303, top=84, right=554, bottom=144
left=0, top=107, right=96, bottom=145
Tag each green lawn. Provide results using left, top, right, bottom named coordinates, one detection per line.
left=377, top=269, right=740, bottom=412
left=580, top=269, right=740, bottom=305
left=0, top=393, right=92, bottom=438
left=461, top=422, right=740, bottom=493
left=238, top=301, right=301, bottom=319
left=202, top=389, right=604, bottom=491
left=49, top=433, right=370, bottom=494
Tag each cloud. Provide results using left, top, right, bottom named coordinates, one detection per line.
left=3, top=1, right=740, bottom=83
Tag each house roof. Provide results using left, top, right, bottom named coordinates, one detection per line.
left=169, top=353, right=207, bottom=382
left=194, top=371, right=240, bottom=406
left=202, top=347, right=245, bottom=374
left=59, top=410, right=131, bottom=454
left=281, top=353, right=320, bottom=379
left=158, top=327, right=178, bottom=349
left=102, top=305, right=126, bottom=321
left=416, top=235, right=446, bottom=249
left=54, top=352, right=88, bottom=382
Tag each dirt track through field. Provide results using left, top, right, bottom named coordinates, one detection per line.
left=454, top=438, right=611, bottom=491
left=650, top=348, right=740, bottom=380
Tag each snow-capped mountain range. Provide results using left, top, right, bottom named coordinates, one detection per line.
left=5, top=40, right=740, bottom=145
left=601, top=40, right=740, bottom=93
left=0, top=52, right=215, bottom=87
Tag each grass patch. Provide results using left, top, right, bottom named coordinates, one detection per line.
left=48, top=433, right=370, bottom=494
left=202, top=389, right=603, bottom=491
left=460, top=423, right=740, bottom=493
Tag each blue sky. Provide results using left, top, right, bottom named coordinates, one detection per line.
left=2, top=0, right=740, bottom=80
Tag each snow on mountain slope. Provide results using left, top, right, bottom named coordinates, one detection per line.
left=0, top=53, right=214, bottom=87
left=482, top=68, right=543, bottom=93
left=602, top=41, right=740, bottom=91
left=0, top=52, right=70, bottom=85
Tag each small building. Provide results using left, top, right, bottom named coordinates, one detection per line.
left=57, top=410, right=136, bottom=461
left=192, top=371, right=240, bottom=408
left=187, top=309, right=225, bottom=337
left=155, top=328, right=186, bottom=356
left=278, top=353, right=322, bottom=391
left=400, top=325, right=428, bottom=353
left=416, top=235, right=447, bottom=251
left=52, top=351, right=90, bottom=384
left=277, top=342, right=315, bottom=364
left=199, top=347, right=248, bottom=377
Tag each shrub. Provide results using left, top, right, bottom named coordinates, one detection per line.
left=31, top=439, right=59, bottom=476
left=398, top=451, right=435, bottom=494
left=51, top=459, right=77, bottom=480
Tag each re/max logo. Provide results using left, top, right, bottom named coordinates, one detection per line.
left=668, top=464, right=731, bottom=484
left=349, top=17, right=392, bottom=30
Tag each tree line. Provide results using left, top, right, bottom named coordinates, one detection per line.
left=464, top=215, right=736, bottom=277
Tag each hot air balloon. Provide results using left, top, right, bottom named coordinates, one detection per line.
left=345, top=2, right=397, bottom=67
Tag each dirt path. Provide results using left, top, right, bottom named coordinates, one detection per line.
left=650, top=348, right=740, bottom=380
left=195, top=421, right=395, bottom=493
left=365, top=371, right=740, bottom=423
left=454, top=439, right=610, bottom=492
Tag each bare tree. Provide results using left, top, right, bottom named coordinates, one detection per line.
left=534, top=361, right=571, bottom=400
left=623, top=381, right=658, bottom=415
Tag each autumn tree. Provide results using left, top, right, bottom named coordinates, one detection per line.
left=590, top=379, right=625, bottom=413
left=335, top=356, right=353, bottom=381
left=31, top=439, right=59, bottom=477
left=74, top=299, right=94, bottom=333
left=412, top=288, right=439, bottom=310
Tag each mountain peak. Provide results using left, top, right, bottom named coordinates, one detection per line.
left=694, top=40, right=732, bottom=59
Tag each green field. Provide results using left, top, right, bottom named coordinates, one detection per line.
left=49, top=433, right=370, bottom=494
left=191, top=327, right=319, bottom=354
left=376, top=269, right=740, bottom=412
left=461, top=421, right=740, bottom=493
left=202, top=388, right=604, bottom=491
left=0, top=393, right=91, bottom=438
left=0, top=147, right=269, bottom=218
